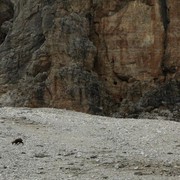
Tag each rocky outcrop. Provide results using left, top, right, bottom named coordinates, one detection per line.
left=0, top=0, right=179, bottom=119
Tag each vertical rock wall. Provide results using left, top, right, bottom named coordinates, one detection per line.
left=0, top=0, right=179, bottom=118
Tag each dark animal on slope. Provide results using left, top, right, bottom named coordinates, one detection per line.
left=12, top=138, right=24, bottom=145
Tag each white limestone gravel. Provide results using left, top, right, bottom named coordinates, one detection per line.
left=0, top=107, right=180, bottom=180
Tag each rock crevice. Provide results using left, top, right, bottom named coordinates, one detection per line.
left=159, top=0, right=171, bottom=78
left=0, top=0, right=14, bottom=44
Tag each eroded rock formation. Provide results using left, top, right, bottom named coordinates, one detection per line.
left=0, top=0, right=179, bottom=119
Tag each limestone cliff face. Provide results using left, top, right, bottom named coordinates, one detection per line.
left=0, top=0, right=179, bottom=118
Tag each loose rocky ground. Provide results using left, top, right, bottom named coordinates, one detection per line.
left=0, top=107, right=180, bottom=180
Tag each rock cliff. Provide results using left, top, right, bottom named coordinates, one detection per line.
left=0, top=0, right=179, bottom=119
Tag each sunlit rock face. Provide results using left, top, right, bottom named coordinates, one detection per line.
left=0, top=0, right=179, bottom=118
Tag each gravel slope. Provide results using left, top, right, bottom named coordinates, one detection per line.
left=0, top=107, right=180, bottom=180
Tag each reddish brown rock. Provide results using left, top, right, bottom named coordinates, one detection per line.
left=0, top=0, right=179, bottom=119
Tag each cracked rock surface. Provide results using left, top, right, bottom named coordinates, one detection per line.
left=0, top=0, right=179, bottom=118
left=0, top=107, right=180, bottom=180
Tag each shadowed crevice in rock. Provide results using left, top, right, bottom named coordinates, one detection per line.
left=0, top=0, right=14, bottom=44
left=159, top=0, right=170, bottom=32
left=159, top=0, right=172, bottom=78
